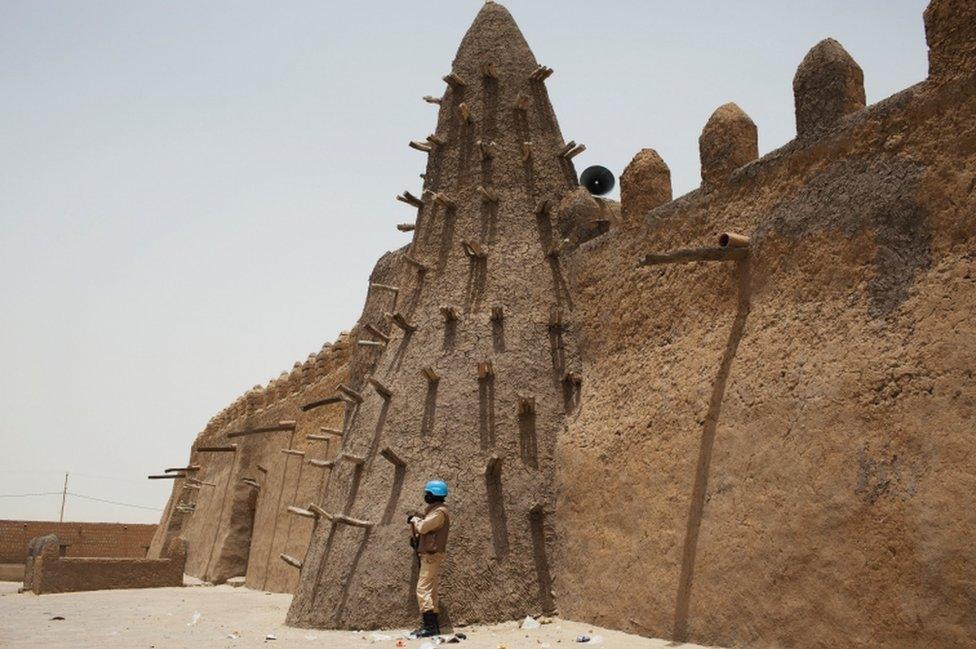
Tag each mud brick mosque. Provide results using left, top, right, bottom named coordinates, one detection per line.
left=146, top=2, right=976, bottom=647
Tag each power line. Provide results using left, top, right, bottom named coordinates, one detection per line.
left=66, top=492, right=162, bottom=512
left=0, top=492, right=63, bottom=498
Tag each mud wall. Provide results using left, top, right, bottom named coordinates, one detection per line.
left=26, top=534, right=186, bottom=594
left=148, top=335, right=350, bottom=592
left=555, top=3, right=976, bottom=648
left=0, top=520, right=155, bottom=562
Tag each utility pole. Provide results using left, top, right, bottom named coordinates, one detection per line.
left=59, top=472, right=68, bottom=522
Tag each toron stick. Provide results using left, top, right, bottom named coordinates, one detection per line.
left=427, top=133, right=446, bottom=146
left=422, top=95, right=442, bottom=105
left=396, top=223, right=416, bottom=232
left=396, top=191, right=425, bottom=208
left=457, top=103, right=472, bottom=123
left=301, top=395, right=343, bottom=412
left=196, top=445, right=238, bottom=453
left=380, top=447, right=406, bottom=467
left=338, top=452, right=366, bottom=466
left=409, top=140, right=433, bottom=153
left=165, top=466, right=200, bottom=473
left=522, top=142, right=533, bottom=161
left=336, top=384, right=364, bottom=404
left=440, top=305, right=458, bottom=322
left=305, top=434, right=331, bottom=442
left=227, top=421, right=296, bottom=439
left=281, top=448, right=306, bottom=457
left=306, top=459, right=335, bottom=469
left=718, top=232, right=751, bottom=248
left=357, top=340, right=386, bottom=348
left=557, top=141, right=577, bottom=157
left=370, top=282, right=400, bottom=293
left=368, top=377, right=393, bottom=400
left=287, top=506, right=316, bottom=519
left=308, top=503, right=333, bottom=520
left=149, top=474, right=186, bottom=480
left=563, top=144, right=587, bottom=160
left=386, top=312, right=418, bottom=333
left=280, top=554, right=303, bottom=569
left=443, top=72, right=466, bottom=88
left=421, top=367, right=440, bottom=383
left=334, top=514, right=374, bottom=529
left=639, top=247, right=748, bottom=267
left=320, top=427, right=344, bottom=436
left=364, top=323, right=391, bottom=343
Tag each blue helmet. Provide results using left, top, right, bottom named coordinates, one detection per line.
left=424, top=479, right=448, bottom=497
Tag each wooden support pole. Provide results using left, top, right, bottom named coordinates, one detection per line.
left=432, top=192, right=456, bottom=209
left=320, top=427, right=344, bottom=436
left=563, top=143, right=587, bottom=160
left=481, top=62, right=499, bottom=79
left=397, top=191, right=425, bottom=209
left=443, top=72, right=466, bottom=88
left=196, top=445, right=238, bottom=453
left=339, top=452, right=366, bottom=466
left=396, top=223, right=416, bottom=233
left=301, top=395, right=344, bottom=412
left=557, top=141, right=577, bottom=157
left=478, top=361, right=495, bottom=380
left=281, top=448, right=306, bottom=457
left=422, top=95, right=442, bottom=105
left=334, top=513, right=374, bottom=529
left=461, top=240, right=486, bottom=259
left=386, top=312, right=418, bottom=333
left=477, top=186, right=499, bottom=203
left=440, top=305, right=458, bottom=322
left=380, top=447, right=406, bottom=467
left=357, top=340, right=386, bottom=348
left=522, top=141, right=533, bottom=162
left=368, top=376, right=393, bottom=400
left=718, top=232, right=751, bottom=248
left=287, top=506, right=316, bottom=519
left=518, top=396, right=536, bottom=416
left=639, top=247, right=748, bottom=267
left=306, top=434, right=331, bottom=442
left=370, top=282, right=400, bottom=294
left=227, top=421, right=296, bottom=439
left=337, top=383, right=364, bottom=404
left=403, top=254, right=430, bottom=272
left=165, top=466, right=201, bottom=473
left=457, top=102, right=472, bottom=123
left=364, top=323, right=391, bottom=343
left=530, top=65, right=554, bottom=81
left=149, top=474, right=186, bottom=480
left=306, top=458, right=335, bottom=469
left=421, top=367, right=440, bottom=383
left=280, top=554, right=302, bottom=569
left=409, top=140, right=433, bottom=153
left=490, top=306, right=504, bottom=322
left=308, top=503, right=332, bottom=520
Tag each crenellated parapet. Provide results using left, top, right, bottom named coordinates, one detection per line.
left=793, top=38, right=865, bottom=139
left=924, top=0, right=976, bottom=80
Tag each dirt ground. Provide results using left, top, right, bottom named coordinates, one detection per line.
left=0, top=581, right=720, bottom=649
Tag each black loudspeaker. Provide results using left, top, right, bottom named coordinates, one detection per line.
left=580, top=165, right=615, bottom=196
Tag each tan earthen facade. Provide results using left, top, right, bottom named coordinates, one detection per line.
left=149, top=2, right=976, bottom=647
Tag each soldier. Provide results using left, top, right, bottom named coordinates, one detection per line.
left=408, top=479, right=450, bottom=637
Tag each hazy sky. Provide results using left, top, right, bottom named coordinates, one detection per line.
left=0, top=1, right=929, bottom=523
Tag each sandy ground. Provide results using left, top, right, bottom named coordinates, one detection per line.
left=0, top=581, right=721, bottom=649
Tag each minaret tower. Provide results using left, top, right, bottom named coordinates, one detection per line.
left=288, top=2, right=582, bottom=628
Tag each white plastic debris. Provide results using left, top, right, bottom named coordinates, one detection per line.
left=370, top=633, right=393, bottom=642
left=226, top=632, right=240, bottom=640
left=187, top=612, right=202, bottom=626
left=589, top=635, right=604, bottom=645
left=266, top=633, right=277, bottom=641
left=521, top=616, right=541, bottom=630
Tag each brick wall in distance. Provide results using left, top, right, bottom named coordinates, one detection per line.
left=0, top=521, right=156, bottom=563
